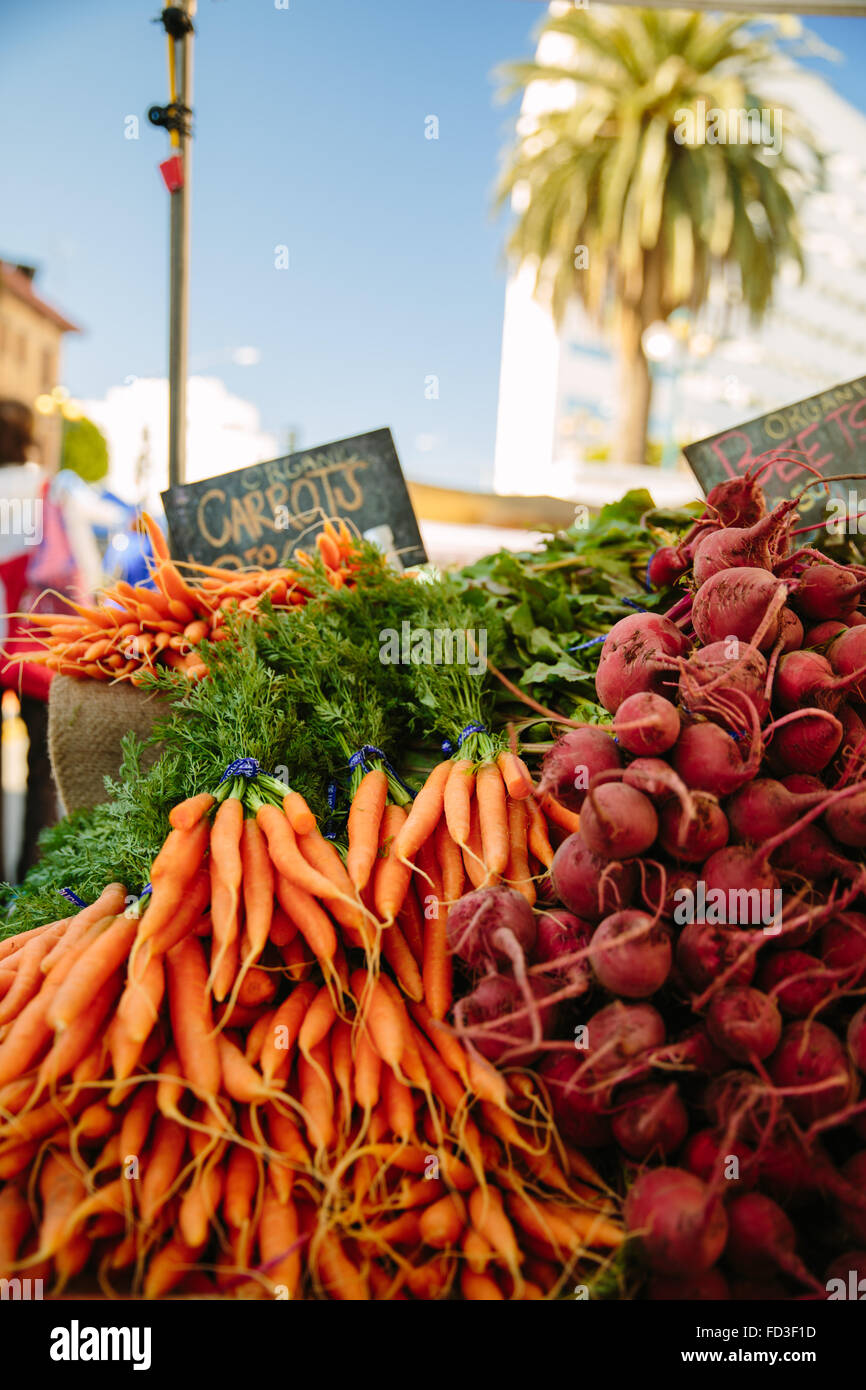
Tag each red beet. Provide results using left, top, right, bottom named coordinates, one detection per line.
left=445, top=885, right=536, bottom=972
left=595, top=612, right=687, bottom=714
left=588, top=910, right=672, bottom=998
left=725, top=1192, right=821, bottom=1291
left=769, top=1020, right=857, bottom=1127
left=538, top=725, right=621, bottom=812
left=658, top=792, right=729, bottom=862
left=537, top=1052, right=612, bottom=1147
left=759, top=949, right=836, bottom=1018
left=610, top=1082, right=688, bottom=1159
left=533, top=909, right=593, bottom=993
left=706, top=986, right=782, bottom=1062
left=614, top=691, right=680, bottom=756
left=675, top=923, right=757, bottom=993
left=682, top=1129, right=756, bottom=1189
left=678, top=640, right=770, bottom=722
left=692, top=567, right=787, bottom=652
left=550, top=833, right=637, bottom=923
left=624, top=1168, right=728, bottom=1275
left=579, top=783, right=659, bottom=860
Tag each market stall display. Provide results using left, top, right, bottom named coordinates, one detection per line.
left=2, top=475, right=866, bottom=1301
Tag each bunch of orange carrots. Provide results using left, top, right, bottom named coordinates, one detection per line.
left=0, top=782, right=620, bottom=1299
left=12, top=516, right=359, bottom=685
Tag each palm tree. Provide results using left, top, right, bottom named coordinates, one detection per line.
left=498, top=7, right=823, bottom=466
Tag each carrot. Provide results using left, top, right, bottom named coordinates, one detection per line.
left=373, top=803, right=413, bottom=923
left=497, top=749, right=534, bottom=800
left=117, top=948, right=165, bottom=1043
left=462, top=1225, right=495, bottom=1273
left=274, top=876, right=337, bottom=970
left=36, top=1154, right=87, bottom=1258
left=298, top=985, right=337, bottom=1058
left=535, top=790, right=581, bottom=835
left=265, top=1102, right=311, bottom=1170
left=544, top=1198, right=623, bottom=1249
left=295, top=825, right=369, bottom=939
left=315, top=1230, right=369, bottom=1300
left=136, top=819, right=211, bottom=944
left=462, top=799, right=488, bottom=889
left=297, top=1040, right=335, bottom=1151
left=259, top=1191, right=303, bottom=1297
left=40, top=907, right=107, bottom=976
left=279, top=934, right=316, bottom=982
left=48, top=914, right=138, bottom=1031
left=435, top=815, right=465, bottom=904
left=35, top=974, right=120, bottom=1093
left=180, top=1161, right=224, bottom=1250
left=359, top=976, right=405, bottom=1074
left=373, top=1209, right=422, bottom=1250
left=147, top=867, right=211, bottom=956
left=0, top=1183, right=30, bottom=1276
left=143, top=1235, right=198, bottom=1297
left=505, top=798, right=535, bottom=905
left=396, top=884, right=424, bottom=967
left=282, top=791, right=316, bottom=836
left=443, top=758, right=475, bottom=846
left=139, top=1117, right=188, bottom=1222
left=0, top=922, right=96, bottom=1084
left=169, top=792, right=215, bottom=831
left=218, top=1033, right=269, bottom=1103
left=0, top=929, right=58, bottom=1026
left=379, top=922, right=424, bottom=1001
left=476, top=762, right=509, bottom=875
left=0, top=918, right=61, bottom=965
left=223, top=1146, right=260, bottom=1230
left=525, top=795, right=555, bottom=869
left=419, top=1191, right=467, bottom=1248
left=119, top=1085, right=157, bottom=1165
left=353, top=1028, right=382, bottom=1117
left=240, top=818, right=274, bottom=957
left=209, top=795, right=244, bottom=1000
left=346, top=768, right=388, bottom=892
left=259, top=978, right=318, bottom=1085
left=461, top=1269, right=504, bottom=1300
left=379, top=1067, right=414, bottom=1142
left=404, top=1251, right=454, bottom=1299
left=257, top=805, right=345, bottom=904
left=392, top=760, right=452, bottom=866
left=166, top=935, right=221, bottom=1099
left=269, top=906, right=297, bottom=948
left=416, top=841, right=452, bottom=1022
left=410, top=1028, right=465, bottom=1114
left=408, top=1002, right=469, bottom=1084
left=468, top=1185, right=522, bottom=1279
left=0, top=1144, right=38, bottom=1179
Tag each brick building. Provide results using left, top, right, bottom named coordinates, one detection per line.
left=0, top=261, right=80, bottom=469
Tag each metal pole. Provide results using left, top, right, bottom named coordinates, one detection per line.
left=168, top=2, right=195, bottom=488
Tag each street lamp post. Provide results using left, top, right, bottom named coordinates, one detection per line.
left=149, top=3, right=196, bottom=489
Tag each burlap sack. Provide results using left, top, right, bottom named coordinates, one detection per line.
left=47, top=676, right=167, bottom=814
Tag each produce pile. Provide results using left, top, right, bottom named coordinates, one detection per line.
left=529, top=464, right=866, bottom=1298
left=5, top=467, right=865, bottom=1301
left=0, top=792, right=621, bottom=1299
left=13, top=516, right=358, bottom=684
left=0, top=513, right=658, bottom=1301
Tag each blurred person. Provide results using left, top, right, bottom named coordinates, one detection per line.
left=0, top=399, right=86, bottom=879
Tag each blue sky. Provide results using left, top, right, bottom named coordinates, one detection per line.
left=2, top=3, right=865, bottom=493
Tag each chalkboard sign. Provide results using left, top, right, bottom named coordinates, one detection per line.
left=684, top=375, right=866, bottom=526
left=161, top=428, right=427, bottom=572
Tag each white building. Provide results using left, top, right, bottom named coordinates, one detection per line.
left=494, top=16, right=866, bottom=507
